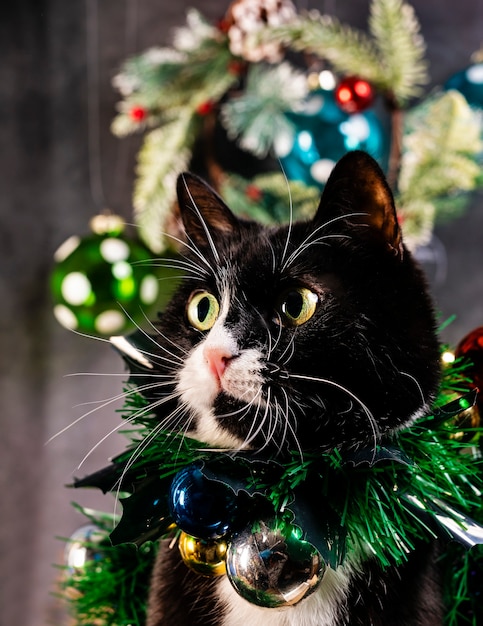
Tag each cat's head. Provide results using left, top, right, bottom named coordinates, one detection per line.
left=126, top=151, right=441, bottom=457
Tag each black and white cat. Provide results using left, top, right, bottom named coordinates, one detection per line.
left=135, top=151, right=442, bottom=625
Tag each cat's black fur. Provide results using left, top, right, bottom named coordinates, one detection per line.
left=139, top=151, right=442, bottom=625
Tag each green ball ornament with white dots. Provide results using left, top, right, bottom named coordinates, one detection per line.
left=51, top=215, right=167, bottom=336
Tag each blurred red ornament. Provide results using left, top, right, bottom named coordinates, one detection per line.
left=335, top=76, right=375, bottom=114
left=216, top=17, right=231, bottom=34
left=228, top=60, right=247, bottom=76
left=196, top=101, right=215, bottom=116
left=245, top=184, right=263, bottom=201
left=129, top=105, right=148, bottom=122
left=455, top=326, right=483, bottom=408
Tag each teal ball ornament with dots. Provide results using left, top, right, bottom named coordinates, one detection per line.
left=51, top=214, right=160, bottom=336
left=445, top=63, right=483, bottom=108
left=275, top=82, right=388, bottom=189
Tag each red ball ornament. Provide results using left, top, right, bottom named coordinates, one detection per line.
left=129, top=105, right=148, bottom=122
left=335, top=76, right=375, bottom=114
left=455, top=326, right=483, bottom=408
left=196, top=100, right=215, bottom=116
left=245, top=184, right=263, bottom=202
left=228, top=60, right=247, bottom=76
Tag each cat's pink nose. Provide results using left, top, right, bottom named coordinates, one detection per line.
left=203, top=345, right=234, bottom=382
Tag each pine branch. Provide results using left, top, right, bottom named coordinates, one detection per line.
left=172, top=8, right=221, bottom=52
left=399, top=91, right=482, bottom=203
left=133, top=111, right=200, bottom=252
left=220, top=172, right=320, bottom=223
left=259, top=0, right=428, bottom=106
left=112, top=11, right=237, bottom=139
left=397, top=90, right=482, bottom=248
left=262, top=12, right=384, bottom=87
left=397, top=198, right=435, bottom=249
left=220, top=63, right=308, bottom=158
left=369, top=0, right=428, bottom=104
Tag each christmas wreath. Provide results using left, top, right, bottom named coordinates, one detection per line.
left=51, top=0, right=483, bottom=339
left=111, top=0, right=483, bottom=254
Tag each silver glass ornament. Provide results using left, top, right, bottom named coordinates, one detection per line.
left=64, top=524, right=104, bottom=573
left=226, top=519, right=325, bottom=608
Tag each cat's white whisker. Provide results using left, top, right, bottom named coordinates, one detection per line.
left=181, top=175, right=221, bottom=264
left=400, top=371, right=426, bottom=406
left=242, top=393, right=271, bottom=450
left=113, top=309, right=187, bottom=365
left=48, top=374, right=178, bottom=447
left=45, top=384, right=142, bottom=444
left=288, top=372, right=380, bottom=454
left=278, top=159, right=294, bottom=270
left=267, top=238, right=278, bottom=276
left=141, top=317, right=190, bottom=359
left=75, top=387, right=182, bottom=472
left=109, top=396, right=194, bottom=517
left=141, top=256, right=207, bottom=277
left=278, top=386, right=303, bottom=458
left=112, top=417, right=182, bottom=522
left=162, top=226, right=215, bottom=276
left=281, top=212, right=363, bottom=272
left=278, top=332, right=297, bottom=367
left=65, top=371, right=173, bottom=379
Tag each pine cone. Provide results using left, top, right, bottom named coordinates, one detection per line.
left=225, top=0, right=296, bottom=63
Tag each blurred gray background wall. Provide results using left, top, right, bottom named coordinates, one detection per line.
left=1, top=1, right=482, bottom=625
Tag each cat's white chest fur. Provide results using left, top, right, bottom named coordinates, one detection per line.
left=216, top=566, right=352, bottom=626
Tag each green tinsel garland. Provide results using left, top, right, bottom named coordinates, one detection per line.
left=62, top=354, right=483, bottom=625
left=60, top=505, right=157, bottom=626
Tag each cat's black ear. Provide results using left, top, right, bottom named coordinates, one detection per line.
left=176, top=173, right=240, bottom=248
left=314, top=151, right=403, bottom=257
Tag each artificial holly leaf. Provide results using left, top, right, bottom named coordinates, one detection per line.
left=72, top=451, right=161, bottom=496
left=72, top=462, right=127, bottom=494
left=423, top=390, right=477, bottom=427
left=199, top=455, right=285, bottom=499
left=110, top=474, right=174, bottom=546
left=288, top=481, right=347, bottom=569
left=343, top=445, right=414, bottom=468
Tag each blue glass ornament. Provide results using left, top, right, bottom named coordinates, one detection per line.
left=275, top=90, right=389, bottom=188
left=169, top=464, right=239, bottom=539
left=445, top=64, right=483, bottom=108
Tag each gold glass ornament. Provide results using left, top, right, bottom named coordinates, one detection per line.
left=449, top=403, right=481, bottom=444
left=178, top=532, right=228, bottom=577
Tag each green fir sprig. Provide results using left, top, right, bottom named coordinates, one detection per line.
left=220, top=172, right=320, bottom=224
left=258, top=0, right=428, bottom=106
left=132, top=111, right=199, bottom=252
left=111, top=9, right=239, bottom=251
left=397, top=90, right=482, bottom=247
left=109, top=0, right=483, bottom=253
left=220, top=62, right=308, bottom=158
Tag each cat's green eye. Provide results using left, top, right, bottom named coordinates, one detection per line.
left=187, top=291, right=220, bottom=331
left=277, top=287, right=318, bottom=327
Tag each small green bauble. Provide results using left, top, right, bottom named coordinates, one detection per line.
left=51, top=215, right=163, bottom=336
